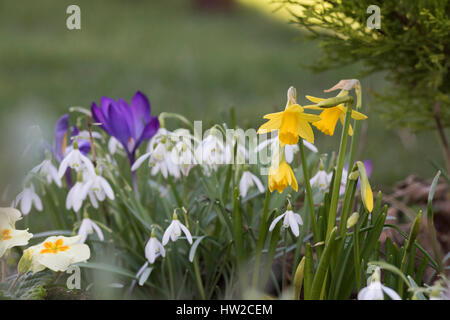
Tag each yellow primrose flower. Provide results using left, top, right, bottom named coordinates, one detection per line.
left=21, top=235, right=90, bottom=274
left=305, top=95, right=367, bottom=136
left=268, top=160, right=298, bottom=193
left=257, top=87, right=321, bottom=146
left=0, top=207, right=33, bottom=258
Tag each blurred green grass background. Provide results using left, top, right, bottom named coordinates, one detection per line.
left=0, top=0, right=442, bottom=197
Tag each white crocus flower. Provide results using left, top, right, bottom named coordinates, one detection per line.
left=269, top=209, right=303, bottom=237
left=0, top=208, right=33, bottom=258
left=31, top=159, right=62, bottom=187
left=310, top=170, right=333, bottom=191
left=78, top=218, right=104, bottom=243
left=21, top=235, right=90, bottom=274
left=145, top=231, right=166, bottom=264
left=14, top=183, right=43, bottom=215
left=358, top=267, right=401, bottom=300
left=239, top=170, right=265, bottom=197
left=162, top=213, right=193, bottom=245
left=57, top=141, right=95, bottom=178
left=81, top=170, right=115, bottom=209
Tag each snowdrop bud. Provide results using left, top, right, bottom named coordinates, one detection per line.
left=346, top=212, right=359, bottom=229
left=348, top=170, right=359, bottom=180
left=18, top=249, right=33, bottom=274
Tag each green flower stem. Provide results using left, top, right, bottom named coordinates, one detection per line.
left=252, top=190, right=271, bottom=288
left=193, top=255, right=206, bottom=300
left=347, top=119, right=361, bottom=178
left=281, top=229, right=288, bottom=292
left=298, top=139, right=318, bottom=243
left=232, top=187, right=244, bottom=271
left=326, top=97, right=354, bottom=240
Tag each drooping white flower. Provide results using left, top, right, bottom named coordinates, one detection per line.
left=145, top=231, right=166, bottom=264
left=269, top=209, right=303, bottom=237
left=81, top=169, right=115, bottom=209
left=256, top=134, right=317, bottom=164
left=78, top=218, right=104, bottom=243
left=31, top=159, right=62, bottom=187
left=170, top=140, right=196, bottom=177
left=239, top=170, right=265, bottom=197
left=162, top=214, right=193, bottom=245
left=358, top=267, right=401, bottom=300
left=340, top=168, right=348, bottom=195
left=66, top=178, right=87, bottom=212
left=108, top=137, right=123, bottom=155
left=14, top=183, right=43, bottom=215
left=132, top=128, right=180, bottom=178
left=57, top=141, right=95, bottom=178
left=0, top=207, right=33, bottom=258
left=310, top=170, right=333, bottom=191
left=195, top=133, right=226, bottom=175
left=21, top=235, right=90, bottom=274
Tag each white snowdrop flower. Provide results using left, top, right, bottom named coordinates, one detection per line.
left=162, top=213, right=193, bottom=245
left=340, top=168, right=348, bottom=195
left=358, top=267, right=401, bottom=300
left=81, top=169, right=115, bottom=209
left=0, top=207, right=33, bottom=258
left=239, top=170, right=265, bottom=197
left=14, top=183, right=43, bottom=215
left=132, top=128, right=181, bottom=179
left=195, top=133, right=227, bottom=175
left=170, top=139, right=196, bottom=177
left=66, top=172, right=88, bottom=212
left=145, top=231, right=166, bottom=264
left=58, top=141, right=95, bottom=178
left=108, top=137, right=123, bottom=155
left=78, top=218, right=104, bottom=244
left=310, top=170, right=333, bottom=191
left=256, top=134, right=317, bottom=164
left=269, top=209, right=303, bottom=237
left=31, top=159, right=62, bottom=187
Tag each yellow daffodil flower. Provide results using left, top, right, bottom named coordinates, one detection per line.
left=305, top=95, right=367, bottom=136
left=268, top=160, right=298, bottom=193
left=257, top=87, right=321, bottom=146
left=21, top=235, right=90, bottom=274
left=0, top=208, right=33, bottom=258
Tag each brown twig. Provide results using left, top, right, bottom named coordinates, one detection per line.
left=86, top=115, right=97, bottom=168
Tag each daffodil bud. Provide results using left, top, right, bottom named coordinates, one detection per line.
left=346, top=212, right=359, bottom=229
left=287, top=86, right=297, bottom=106
left=356, top=161, right=373, bottom=213
left=18, top=249, right=33, bottom=275
left=348, top=170, right=359, bottom=180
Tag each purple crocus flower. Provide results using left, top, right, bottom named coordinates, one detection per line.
left=91, top=91, right=159, bottom=165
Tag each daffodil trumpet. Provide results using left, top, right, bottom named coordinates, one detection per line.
left=305, top=95, right=367, bottom=137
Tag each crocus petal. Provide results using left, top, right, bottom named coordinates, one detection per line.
left=138, top=117, right=160, bottom=143
left=53, top=114, right=69, bottom=162
left=108, top=104, right=131, bottom=150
